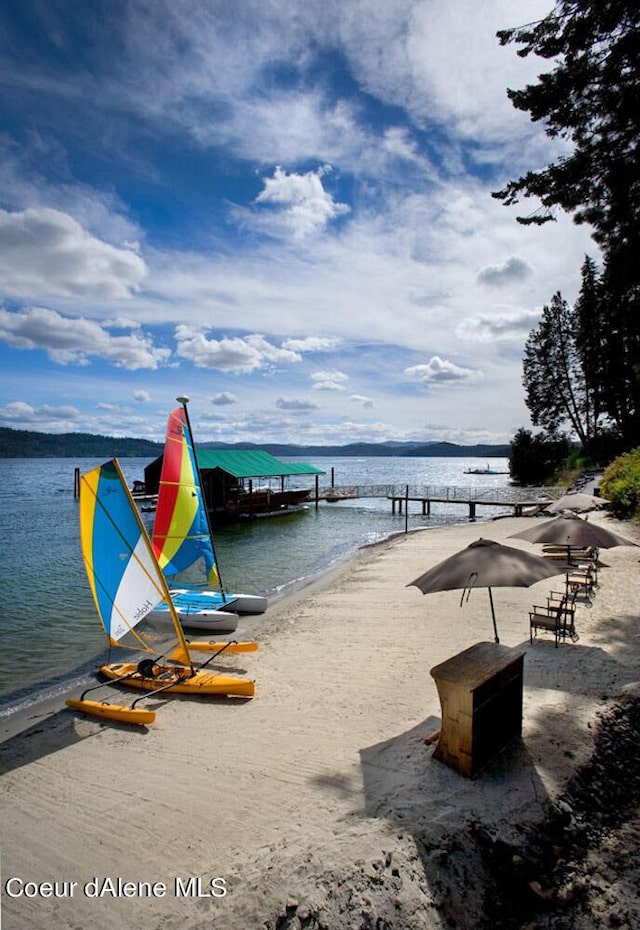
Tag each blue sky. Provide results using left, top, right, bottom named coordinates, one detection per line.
left=0, top=0, right=598, bottom=446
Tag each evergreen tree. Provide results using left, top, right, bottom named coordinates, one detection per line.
left=496, top=1, right=640, bottom=448
left=599, top=253, right=640, bottom=445
left=509, top=427, right=569, bottom=484
left=523, top=293, right=588, bottom=447
left=522, top=260, right=618, bottom=457
left=493, top=1, right=640, bottom=257
left=573, top=256, right=605, bottom=444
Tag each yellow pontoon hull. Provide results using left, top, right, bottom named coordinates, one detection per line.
left=99, top=662, right=255, bottom=697
left=66, top=698, right=156, bottom=726
left=178, top=640, right=259, bottom=655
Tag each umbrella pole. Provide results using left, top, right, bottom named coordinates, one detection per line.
left=487, top=587, right=500, bottom=643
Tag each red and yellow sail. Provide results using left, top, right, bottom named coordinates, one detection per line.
left=152, top=407, right=219, bottom=586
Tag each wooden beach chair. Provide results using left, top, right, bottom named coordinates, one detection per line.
left=542, top=544, right=598, bottom=564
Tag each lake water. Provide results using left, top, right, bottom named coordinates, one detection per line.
left=0, top=455, right=514, bottom=715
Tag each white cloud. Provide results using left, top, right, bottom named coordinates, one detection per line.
left=0, top=400, right=81, bottom=423
left=283, top=336, right=341, bottom=352
left=311, top=370, right=348, bottom=383
left=0, top=208, right=147, bottom=298
left=0, top=306, right=170, bottom=369
left=349, top=394, right=374, bottom=408
left=313, top=381, right=347, bottom=392
left=382, top=126, right=423, bottom=164
left=140, top=182, right=594, bottom=357
left=0, top=0, right=603, bottom=444
left=276, top=397, right=320, bottom=412
left=253, top=166, right=350, bottom=239
left=174, top=327, right=303, bottom=373
left=457, top=309, right=541, bottom=342
left=133, top=390, right=151, bottom=401
left=376, top=0, right=557, bottom=146
left=405, top=356, right=480, bottom=384
left=175, top=329, right=264, bottom=373
left=311, top=369, right=349, bottom=391
left=244, top=334, right=302, bottom=365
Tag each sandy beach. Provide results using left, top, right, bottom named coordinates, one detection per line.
left=1, top=511, right=639, bottom=930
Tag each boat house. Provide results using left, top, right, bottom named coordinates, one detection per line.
left=144, top=449, right=324, bottom=520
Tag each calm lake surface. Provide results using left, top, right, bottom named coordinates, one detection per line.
left=0, top=455, right=513, bottom=713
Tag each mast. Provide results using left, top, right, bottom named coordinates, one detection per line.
left=176, top=395, right=228, bottom=601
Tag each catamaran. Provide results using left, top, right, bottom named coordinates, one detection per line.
left=149, top=397, right=268, bottom=631
left=65, top=458, right=255, bottom=726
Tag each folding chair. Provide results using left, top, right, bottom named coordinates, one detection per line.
left=529, top=594, right=579, bottom=647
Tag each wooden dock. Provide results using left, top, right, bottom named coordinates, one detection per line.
left=314, top=483, right=561, bottom=519
left=388, top=492, right=552, bottom=519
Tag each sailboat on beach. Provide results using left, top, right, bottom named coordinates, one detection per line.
left=148, top=397, right=268, bottom=632
left=65, top=458, right=255, bottom=726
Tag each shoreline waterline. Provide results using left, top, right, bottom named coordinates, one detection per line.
left=0, top=455, right=515, bottom=725
left=0, top=518, right=471, bottom=741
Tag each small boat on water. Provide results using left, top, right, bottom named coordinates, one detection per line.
left=323, top=489, right=358, bottom=503
left=149, top=399, right=268, bottom=632
left=66, top=458, right=256, bottom=726
left=463, top=464, right=509, bottom=475
left=223, top=487, right=311, bottom=518
left=130, top=479, right=158, bottom=510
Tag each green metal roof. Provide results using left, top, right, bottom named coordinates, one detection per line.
left=195, top=449, right=324, bottom=479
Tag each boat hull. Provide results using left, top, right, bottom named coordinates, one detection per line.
left=148, top=589, right=240, bottom=632
left=149, top=588, right=267, bottom=631
left=179, top=641, right=259, bottom=654
left=214, top=592, right=268, bottom=614
left=66, top=698, right=156, bottom=726
left=179, top=610, right=239, bottom=633
left=222, top=487, right=311, bottom=518
left=169, top=589, right=268, bottom=615
left=99, top=663, right=255, bottom=697
left=147, top=607, right=239, bottom=633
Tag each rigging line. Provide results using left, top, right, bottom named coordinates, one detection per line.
left=77, top=659, right=164, bottom=700
left=131, top=667, right=196, bottom=707
left=199, top=641, right=237, bottom=670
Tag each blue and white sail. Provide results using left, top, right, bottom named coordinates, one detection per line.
left=79, top=458, right=192, bottom=660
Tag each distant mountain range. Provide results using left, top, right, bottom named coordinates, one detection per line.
left=0, top=426, right=511, bottom=460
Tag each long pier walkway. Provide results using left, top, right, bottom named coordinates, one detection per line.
left=314, top=483, right=563, bottom=519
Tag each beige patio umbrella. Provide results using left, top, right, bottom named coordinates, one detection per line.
left=546, top=492, right=609, bottom=513
left=407, top=538, right=564, bottom=644
left=510, top=513, right=637, bottom=561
